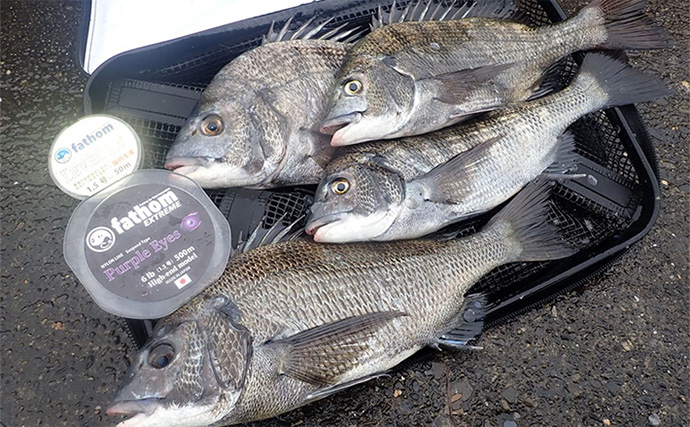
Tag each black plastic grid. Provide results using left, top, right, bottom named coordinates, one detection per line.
left=92, top=0, right=651, bottom=249
left=468, top=185, right=627, bottom=301
left=262, top=189, right=314, bottom=227
left=111, top=114, right=181, bottom=168
left=206, top=187, right=314, bottom=233
left=97, top=0, right=646, bottom=267
left=84, top=0, right=661, bottom=343
left=146, top=37, right=263, bottom=86
left=205, top=189, right=226, bottom=208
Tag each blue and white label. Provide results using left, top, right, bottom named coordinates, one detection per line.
left=54, top=148, right=72, bottom=164
left=48, top=115, right=142, bottom=199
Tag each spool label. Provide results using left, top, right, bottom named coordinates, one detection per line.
left=82, top=184, right=215, bottom=302
left=49, top=115, right=142, bottom=199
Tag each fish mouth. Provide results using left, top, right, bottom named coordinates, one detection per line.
left=164, top=157, right=220, bottom=180
left=164, top=156, right=261, bottom=188
left=320, top=112, right=362, bottom=141
left=305, top=213, right=346, bottom=239
left=107, top=399, right=161, bottom=426
left=164, top=157, right=213, bottom=174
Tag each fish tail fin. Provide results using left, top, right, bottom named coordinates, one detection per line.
left=485, top=180, right=578, bottom=262
left=583, top=0, right=672, bottom=49
left=571, top=52, right=671, bottom=110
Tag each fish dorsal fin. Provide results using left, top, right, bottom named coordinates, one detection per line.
left=370, top=0, right=520, bottom=30
left=270, top=311, right=407, bottom=386
left=233, top=214, right=308, bottom=258
left=262, top=16, right=364, bottom=45
left=415, top=135, right=502, bottom=204
left=203, top=298, right=252, bottom=391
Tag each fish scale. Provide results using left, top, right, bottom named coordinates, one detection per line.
left=342, top=19, right=572, bottom=82
left=203, top=229, right=513, bottom=422
left=355, top=20, right=473, bottom=55
left=109, top=180, right=580, bottom=426
left=329, top=118, right=503, bottom=180
left=351, top=19, right=587, bottom=95
left=309, top=53, right=670, bottom=243
left=202, top=234, right=503, bottom=346
left=323, top=0, right=670, bottom=146
left=165, top=39, right=349, bottom=188
left=442, top=72, right=606, bottom=213
left=221, top=42, right=347, bottom=85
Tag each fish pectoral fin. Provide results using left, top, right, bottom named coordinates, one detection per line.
left=304, top=372, right=389, bottom=404
left=204, top=302, right=252, bottom=391
left=448, top=106, right=504, bottom=121
left=270, top=311, right=407, bottom=386
left=427, top=63, right=513, bottom=105
left=415, top=136, right=501, bottom=204
left=436, top=293, right=489, bottom=350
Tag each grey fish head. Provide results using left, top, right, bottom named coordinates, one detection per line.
left=165, top=38, right=351, bottom=188
left=321, top=55, right=415, bottom=146
left=164, top=93, right=275, bottom=189
left=107, top=313, right=240, bottom=427
left=306, top=159, right=405, bottom=242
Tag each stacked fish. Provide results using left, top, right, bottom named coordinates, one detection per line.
left=110, top=0, right=671, bottom=425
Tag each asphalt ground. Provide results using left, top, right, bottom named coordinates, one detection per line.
left=1, top=0, right=688, bottom=426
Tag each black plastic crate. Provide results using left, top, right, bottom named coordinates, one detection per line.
left=83, top=0, right=661, bottom=346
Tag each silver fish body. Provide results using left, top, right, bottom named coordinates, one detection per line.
left=307, top=53, right=670, bottom=242
left=304, top=124, right=479, bottom=242
left=108, top=182, right=576, bottom=426
left=164, top=39, right=349, bottom=188
left=322, top=0, right=670, bottom=146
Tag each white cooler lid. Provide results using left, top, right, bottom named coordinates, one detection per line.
left=82, top=0, right=314, bottom=74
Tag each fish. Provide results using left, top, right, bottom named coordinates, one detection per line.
left=321, top=0, right=671, bottom=146
left=306, top=53, right=670, bottom=243
left=164, top=19, right=361, bottom=189
left=107, top=180, right=578, bottom=426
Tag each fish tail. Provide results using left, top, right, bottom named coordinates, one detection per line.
left=572, top=52, right=671, bottom=110
left=485, top=180, right=578, bottom=263
left=584, top=0, right=672, bottom=49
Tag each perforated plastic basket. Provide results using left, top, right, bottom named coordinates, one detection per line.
left=83, top=0, right=660, bottom=346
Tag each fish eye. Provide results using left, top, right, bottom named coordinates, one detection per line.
left=200, top=115, right=224, bottom=136
left=343, top=80, right=363, bottom=96
left=330, top=178, right=350, bottom=195
left=148, top=343, right=175, bottom=369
